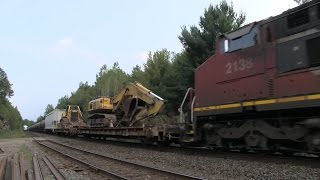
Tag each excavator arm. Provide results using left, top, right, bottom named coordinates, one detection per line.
left=112, top=82, right=165, bottom=126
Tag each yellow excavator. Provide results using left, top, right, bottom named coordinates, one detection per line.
left=87, top=97, right=116, bottom=127
left=58, top=105, right=86, bottom=130
left=87, top=82, right=165, bottom=127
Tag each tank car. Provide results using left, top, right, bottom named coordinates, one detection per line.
left=28, top=120, right=45, bottom=133
left=181, top=0, right=320, bottom=154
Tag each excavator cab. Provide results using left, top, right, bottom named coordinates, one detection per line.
left=87, top=97, right=116, bottom=128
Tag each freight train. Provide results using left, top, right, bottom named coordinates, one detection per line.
left=30, top=1, right=320, bottom=154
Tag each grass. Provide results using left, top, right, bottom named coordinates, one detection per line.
left=0, top=129, right=27, bottom=139
left=19, top=144, right=33, bottom=169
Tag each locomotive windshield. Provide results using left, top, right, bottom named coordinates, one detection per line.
left=222, top=23, right=258, bottom=53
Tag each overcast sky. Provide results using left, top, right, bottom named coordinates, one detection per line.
left=0, top=0, right=297, bottom=121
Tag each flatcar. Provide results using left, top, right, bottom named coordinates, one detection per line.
left=180, top=0, right=320, bottom=154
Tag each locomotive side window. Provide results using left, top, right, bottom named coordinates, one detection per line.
left=307, top=37, right=320, bottom=67
left=266, top=27, right=272, bottom=42
left=230, top=27, right=257, bottom=52
left=287, top=8, right=309, bottom=29
left=318, top=4, right=320, bottom=19
left=222, top=25, right=258, bottom=53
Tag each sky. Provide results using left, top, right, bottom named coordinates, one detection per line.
left=0, top=0, right=297, bottom=121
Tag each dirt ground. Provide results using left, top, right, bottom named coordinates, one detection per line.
left=0, top=137, right=33, bottom=169
left=0, top=138, right=32, bottom=156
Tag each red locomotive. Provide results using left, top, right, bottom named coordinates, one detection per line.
left=181, top=0, right=320, bottom=153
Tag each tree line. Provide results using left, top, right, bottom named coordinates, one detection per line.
left=0, top=67, right=23, bottom=130
left=34, top=1, right=245, bottom=122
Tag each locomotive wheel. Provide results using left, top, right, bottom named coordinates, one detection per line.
left=157, top=140, right=172, bottom=147
left=141, top=138, right=154, bottom=146
left=205, top=132, right=222, bottom=148
left=244, top=133, right=268, bottom=150
left=306, top=133, right=320, bottom=152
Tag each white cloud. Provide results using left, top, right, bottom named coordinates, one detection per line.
left=135, top=51, right=148, bottom=64
left=55, top=37, right=73, bottom=52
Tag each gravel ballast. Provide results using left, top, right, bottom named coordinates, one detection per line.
left=37, top=133, right=320, bottom=180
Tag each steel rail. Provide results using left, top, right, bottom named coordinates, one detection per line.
left=42, top=155, right=66, bottom=180
left=26, top=169, right=34, bottom=180
left=19, top=154, right=25, bottom=180
left=0, top=158, right=6, bottom=180
left=33, top=155, right=43, bottom=180
left=34, top=140, right=127, bottom=180
left=12, top=153, right=22, bottom=180
left=44, top=139, right=203, bottom=180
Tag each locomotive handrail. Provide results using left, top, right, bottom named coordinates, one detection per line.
left=191, top=96, right=196, bottom=123
left=179, top=88, right=193, bottom=124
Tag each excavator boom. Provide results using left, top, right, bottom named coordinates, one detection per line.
left=112, top=82, right=165, bottom=126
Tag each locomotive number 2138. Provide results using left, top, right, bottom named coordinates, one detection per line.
left=225, top=58, right=253, bottom=74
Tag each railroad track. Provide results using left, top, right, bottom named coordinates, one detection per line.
left=42, top=155, right=65, bottom=180
left=30, top=132, right=320, bottom=169
left=33, top=137, right=203, bottom=180
left=30, top=154, right=66, bottom=180
left=75, top=134, right=320, bottom=167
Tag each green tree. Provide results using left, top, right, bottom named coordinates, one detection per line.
left=130, top=65, right=148, bottom=85
left=22, top=119, right=34, bottom=127
left=0, top=101, right=23, bottom=129
left=0, top=67, right=22, bottom=130
left=36, top=104, right=55, bottom=122
left=178, top=0, right=245, bottom=86
left=142, top=49, right=181, bottom=113
left=56, top=95, right=70, bottom=109
left=293, top=0, right=311, bottom=4
left=144, top=49, right=172, bottom=96
left=68, top=81, right=95, bottom=114
left=44, top=104, right=54, bottom=115
left=0, top=67, right=14, bottom=99
left=36, top=115, right=44, bottom=122
left=95, top=62, right=129, bottom=97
